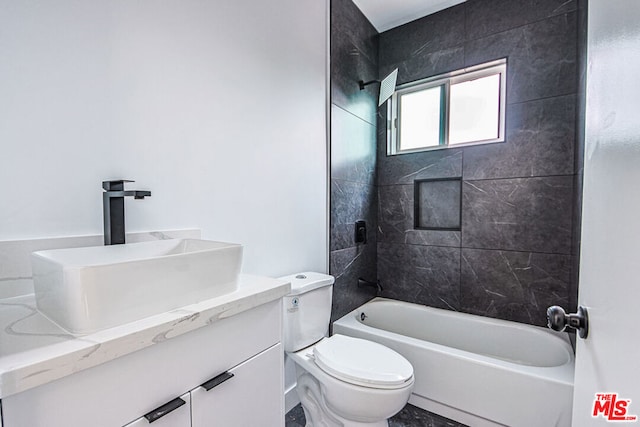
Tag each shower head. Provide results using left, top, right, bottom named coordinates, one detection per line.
left=378, top=68, right=398, bottom=106
left=358, top=68, right=398, bottom=106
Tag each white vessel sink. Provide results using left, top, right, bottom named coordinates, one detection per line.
left=31, top=239, right=243, bottom=334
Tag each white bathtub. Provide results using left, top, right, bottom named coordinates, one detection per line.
left=332, top=298, right=574, bottom=427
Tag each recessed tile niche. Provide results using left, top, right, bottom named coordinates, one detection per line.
left=414, top=178, right=462, bottom=230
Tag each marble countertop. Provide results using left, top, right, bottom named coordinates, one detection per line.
left=0, top=274, right=290, bottom=398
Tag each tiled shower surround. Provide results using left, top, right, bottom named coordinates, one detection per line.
left=330, top=0, right=584, bottom=327
left=329, top=0, right=380, bottom=323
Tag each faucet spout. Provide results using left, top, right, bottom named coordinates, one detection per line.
left=131, top=190, right=151, bottom=200
left=102, top=180, right=151, bottom=245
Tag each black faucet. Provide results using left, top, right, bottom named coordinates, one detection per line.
left=102, top=180, right=151, bottom=245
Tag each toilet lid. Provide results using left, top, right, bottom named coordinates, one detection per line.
left=313, top=334, right=413, bottom=389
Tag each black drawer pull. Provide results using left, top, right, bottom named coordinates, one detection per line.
left=200, top=371, right=234, bottom=391
left=144, top=397, right=186, bottom=423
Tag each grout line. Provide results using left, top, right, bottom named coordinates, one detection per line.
left=463, top=174, right=574, bottom=183
left=458, top=245, right=571, bottom=256
left=462, top=8, right=578, bottom=45
left=507, top=92, right=578, bottom=106
left=331, top=102, right=377, bottom=127
left=460, top=149, right=465, bottom=283
left=331, top=177, right=376, bottom=186
left=376, top=173, right=573, bottom=187
left=378, top=240, right=572, bottom=256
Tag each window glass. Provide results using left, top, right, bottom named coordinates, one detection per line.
left=449, top=73, right=501, bottom=145
left=399, top=86, right=442, bottom=150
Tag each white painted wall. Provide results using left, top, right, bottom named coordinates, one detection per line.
left=0, top=0, right=328, bottom=277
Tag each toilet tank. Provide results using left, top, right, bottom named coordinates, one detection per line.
left=279, top=272, right=334, bottom=352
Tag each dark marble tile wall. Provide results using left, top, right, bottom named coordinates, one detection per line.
left=378, top=243, right=460, bottom=311
left=376, top=0, right=580, bottom=326
left=331, top=0, right=378, bottom=126
left=462, top=176, right=574, bottom=254
left=329, top=0, right=379, bottom=323
left=460, top=248, right=571, bottom=324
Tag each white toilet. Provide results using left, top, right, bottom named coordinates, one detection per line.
left=281, top=272, right=414, bottom=427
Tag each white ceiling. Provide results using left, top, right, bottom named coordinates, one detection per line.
left=351, top=0, right=467, bottom=33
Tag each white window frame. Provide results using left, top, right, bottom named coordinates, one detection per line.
left=387, top=58, right=507, bottom=155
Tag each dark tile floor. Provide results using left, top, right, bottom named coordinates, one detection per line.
left=285, top=403, right=467, bottom=427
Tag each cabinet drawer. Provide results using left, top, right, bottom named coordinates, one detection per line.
left=123, top=393, right=190, bottom=427
left=191, top=343, right=283, bottom=427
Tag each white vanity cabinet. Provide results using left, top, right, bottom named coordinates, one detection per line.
left=1, top=299, right=284, bottom=427
left=122, top=344, right=284, bottom=427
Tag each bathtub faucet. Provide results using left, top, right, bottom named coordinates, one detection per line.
left=358, top=277, right=383, bottom=294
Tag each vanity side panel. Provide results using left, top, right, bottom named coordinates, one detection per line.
left=1, top=300, right=281, bottom=427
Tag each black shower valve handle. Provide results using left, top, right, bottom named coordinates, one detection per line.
left=355, top=220, right=367, bottom=244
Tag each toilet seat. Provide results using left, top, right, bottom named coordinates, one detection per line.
left=312, top=334, right=413, bottom=390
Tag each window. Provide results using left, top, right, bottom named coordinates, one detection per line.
left=388, top=59, right=506, bottom=155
